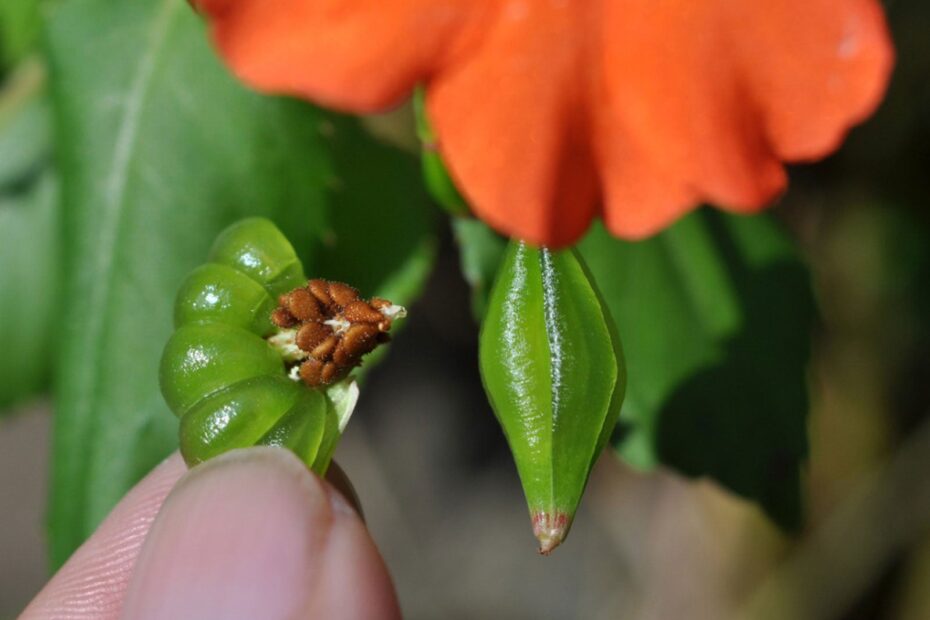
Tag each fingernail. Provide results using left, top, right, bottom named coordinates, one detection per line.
left=305, top=487, right=402, bottom=619
left=120, top=447, right=335, bottom=620
left=325, top=461, right=365, bottom=521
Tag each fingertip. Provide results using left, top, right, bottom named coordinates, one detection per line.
left=307, top=486, right=402, bottom=620
left=120, top=447, right=400, bottom=620
left=21, top=452, right=187, bottom=620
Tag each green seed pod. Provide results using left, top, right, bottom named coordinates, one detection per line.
left=173, top=263, right=278, bottom=336
left=208, top=217, right=307, bottom=294
left=479, top=241, right=626, bottom=554
left=160, top=217, right=394, bottom=474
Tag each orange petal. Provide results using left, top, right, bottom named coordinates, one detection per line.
left=596, top=0, right=893, bottom=239
left=196, top=0, right=481, bottom=112
left=199, top=0, right=892, bottom=246
left=428, top=3, right=599, bottom=247
left=431, top=0, right=891, bottom=246
left=731, top=0, right=894, bottom=160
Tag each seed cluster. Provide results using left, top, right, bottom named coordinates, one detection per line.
left=270, top=279, right=400, bottom=387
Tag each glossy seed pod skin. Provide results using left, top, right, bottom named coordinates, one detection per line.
left=208, top=218, right=307, bottom=294
left=479, top=241, right=626, bottom=554
left=180, top=375, right=338, bottom=469
left=173, top=263, right=278, bottom=336
left=160, top=217, right=343, bottom=473
left=160, top=323, right=283, bottom=416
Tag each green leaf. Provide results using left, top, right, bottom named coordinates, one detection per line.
left=46, top=0, right=434, bottom=568
left=0, top=61, right=49, bottom=185
left=579, top=210, right=813, bottom=530
left=479, top=241, right=625, bottom=553
left=310, top=119, right=436, bottom=304
left=0, top=173, right=58, bottom=409
left=453, top=218, right=507, bottom=320
left=0, top=81, right=58, bottom=410
left=0, top=0, right=41, bottom=71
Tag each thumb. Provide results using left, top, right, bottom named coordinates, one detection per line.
left=120, top=447, right=400, bottom=620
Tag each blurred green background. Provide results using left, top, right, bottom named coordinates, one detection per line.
left=1, top=0, right=928, bottom=618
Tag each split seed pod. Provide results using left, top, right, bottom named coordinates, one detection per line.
left=160, top=217, right=401, bottom=473
left=480, top=241, right=626, bottom=554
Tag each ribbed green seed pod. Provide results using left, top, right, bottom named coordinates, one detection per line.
left=161, top=323, right=283, bottom=417
left=159, top=218, right=352, bottom=474
left=208, top=217, right=307, bottom=295
left=173, top=263, right=278, bottom=336
left=480, top=241, right=626, bottom=554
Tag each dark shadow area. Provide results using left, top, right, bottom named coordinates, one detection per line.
left=655, top=212, right=815, bottom=531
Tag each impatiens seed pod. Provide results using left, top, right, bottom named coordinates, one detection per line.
left=160, top=218, right=403, bottom=473
left=480, top=241, right=626, bottom=554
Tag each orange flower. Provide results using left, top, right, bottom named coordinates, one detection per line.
left=196, top=0, right=893, bottom=247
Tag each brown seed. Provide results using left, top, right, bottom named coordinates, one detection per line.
left=270, top=278, right=404, bottom=385
left=299, top=358, right=323, bottom=386
left=328, top=282, right=359, bottom=307
left=311, top=335, right=339, bottom=360
left=341, top=324, right=379, bottom=358
left=295, top=322, right=332, bottom=351
left=271, top=307, right=296, bottom=328
left=321, top=361, right=340, bottom=384
left=285, top=288, right=322, bottom=322
left=343, top=300, right=384, bottom=324
left=308, top=279, right=332, bottom=307
left=332, top=344, right=358, bottom=368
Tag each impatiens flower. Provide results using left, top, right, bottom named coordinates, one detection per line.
left=195, top=0, right=894, bottom=247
